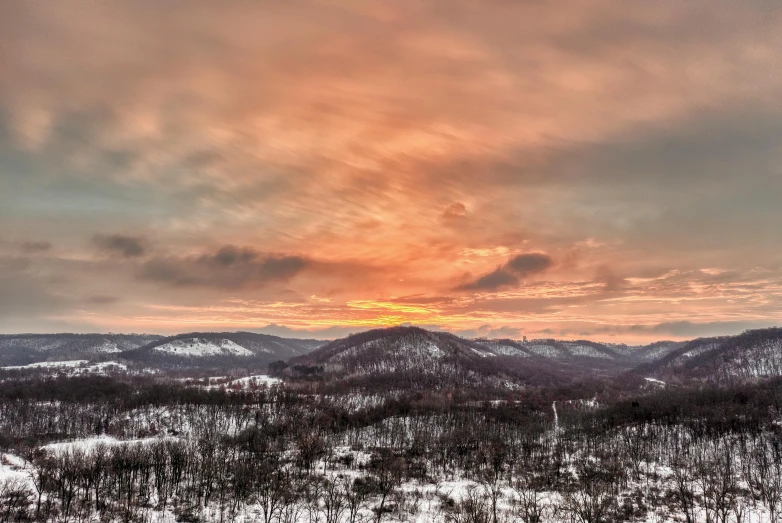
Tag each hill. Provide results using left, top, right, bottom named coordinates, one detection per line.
left=120, top=331, right=324, bottom=370
left=0, top=333, right=162, bottom=366
left=286, top=326, right=642, bottom=392
left=632, top=327, right=782, bottom=384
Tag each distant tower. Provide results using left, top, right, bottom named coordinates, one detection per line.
left=523, top=335, right=527, bottom=342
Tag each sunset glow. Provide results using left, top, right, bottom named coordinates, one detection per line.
left=1, top=1, right=781, bottom=341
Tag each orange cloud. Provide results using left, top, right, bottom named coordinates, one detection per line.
left=1, top=1, right=782, bottom=341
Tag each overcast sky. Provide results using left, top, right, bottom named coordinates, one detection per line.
left=1, top=1, right=781, bottom=342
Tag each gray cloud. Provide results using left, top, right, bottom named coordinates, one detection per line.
left=140, top=245, right=310, bottom=289
left=456, top=253, right=553, bottom=292
left=252, top=323, right=363, bottom=340
left=454, top=324, right=522, bottom=339
left=256, top=321, right=525, bottom=341
left=563, top=320, right=781, bottom=341
left=93, top=234, right=147, bottom=258
left=492, top=109, right=782, bottom=259
left=649, top=321, right=780, bottom=338
left=456, top=268, right=519, bottom=292
left=83, top=294, right=120, bottom=305
left=0, top=260, right=68, bottom=322
left=506, top=253, right=554, bottom=277
left=20, top=241, right=52, bottom=253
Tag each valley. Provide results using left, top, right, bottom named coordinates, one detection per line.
left=0, top=327, right=780, bottom=521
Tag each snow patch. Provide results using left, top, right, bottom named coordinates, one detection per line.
left=1, top=359, right=89, bottom=370
left=42, top=435, right=176, bottom=456
left=207, top=375, right=282, bottom=390
left=425, top=343, right=444, bottom=358
left=95, top=340, right=122, bottom=353
left=487, top=344, right=530, bottom=357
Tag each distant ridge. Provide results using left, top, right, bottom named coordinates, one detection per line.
left=2, top=327, right=780, bottom=388
left=633, top=327, right=782, bottom=384
left=287, top=326, right=645, bottom=391
left=0, top=333, right=162, bottom=366
left=120, top=331, right=325, bottom=368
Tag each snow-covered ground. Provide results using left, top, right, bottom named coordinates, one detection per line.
left=485, top=343, right=530, bottom=357
left=562, top=342, right=613, bottom=359
left=41, top=435, right=177, bottom=456
left=205, top=374, right=282, bottom=390
left=91, top=340, right=122, bottom=353
left=524, top=343, right=563, bottom=358
left=1, top=360, right=130, bottom=376
left=0, top=452, right=33, bottom=488
left=1, top=359, right=89, bottom=370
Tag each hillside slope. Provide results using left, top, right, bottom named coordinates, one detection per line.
left=0, top=334, right=162, bottom=366
left=633, top=327, right=782, bottom=384
left=121, top=331, right=324, bottom=369
left=287, top=326, right=636, bottom=392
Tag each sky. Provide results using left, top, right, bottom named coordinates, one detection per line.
left=0, top=1, right=781, bottom=342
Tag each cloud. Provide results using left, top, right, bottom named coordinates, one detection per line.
left=594, top=265, right=627, bottom=292
left=83, top=294, right=120, bottom=305
left=649, top=321, right=780, bottom=338
left=454, top=324, right=522, bottom=339
left=252, top=323, right=365, bottom=340
left=20, top=241, right=52, bottom=253
left=93, top=234, right=147, bottom=258
left=506, top=253, right=554, bottom=277
left=387, top=295, right=454, bottom=305
left=0, top=260, right=68, bottom=322
left=442, top=202, right=467, bottom=221
left=1, top=2, right=782, bottom=337
left=211, top=246, right=260, bottom=267
left=576, top=320, right=781, bottom=340
left=456, top=253, right=553, bottom=291
left=140, top=245, right=310, bottom=289
left=456, top=268, right=519, bottom=292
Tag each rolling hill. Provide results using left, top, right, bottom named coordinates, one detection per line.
left=120, top=331, right=324, bottom=369
left=632, top=327, right=782, bottom=384
left=0, top=333, right=162, bottom=366
left=286, top=326, right=643, bottom=392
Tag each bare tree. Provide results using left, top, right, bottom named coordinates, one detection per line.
left=0, top=477, right=32, bottom=523
left=562, top=463, right=614, bottom=523
left=444, top=485, right=491, bottom=523
left=746, top=438, right=782, bottom=522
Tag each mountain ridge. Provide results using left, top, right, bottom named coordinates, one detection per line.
left=2, top=327, right=781, bottom=388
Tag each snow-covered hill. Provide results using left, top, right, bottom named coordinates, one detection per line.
left=0, top=334, right=162, bottom=366
left=472, top=337, right=664, bottom=363
left=635, top=328, right=782, bottom=384
left=471, top=338, right=649, bottom=381
left=628, top=340, right=685, bottom=362
left=289, top=326, right=515, bottom=390
left=287, top=326, right=635, bottom=391
left=152, top=338, right=254, bottom=357
left=122, top=331, right=325, bottom=369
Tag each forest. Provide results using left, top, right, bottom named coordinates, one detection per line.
left=0, top=371, right=781, bottom=522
